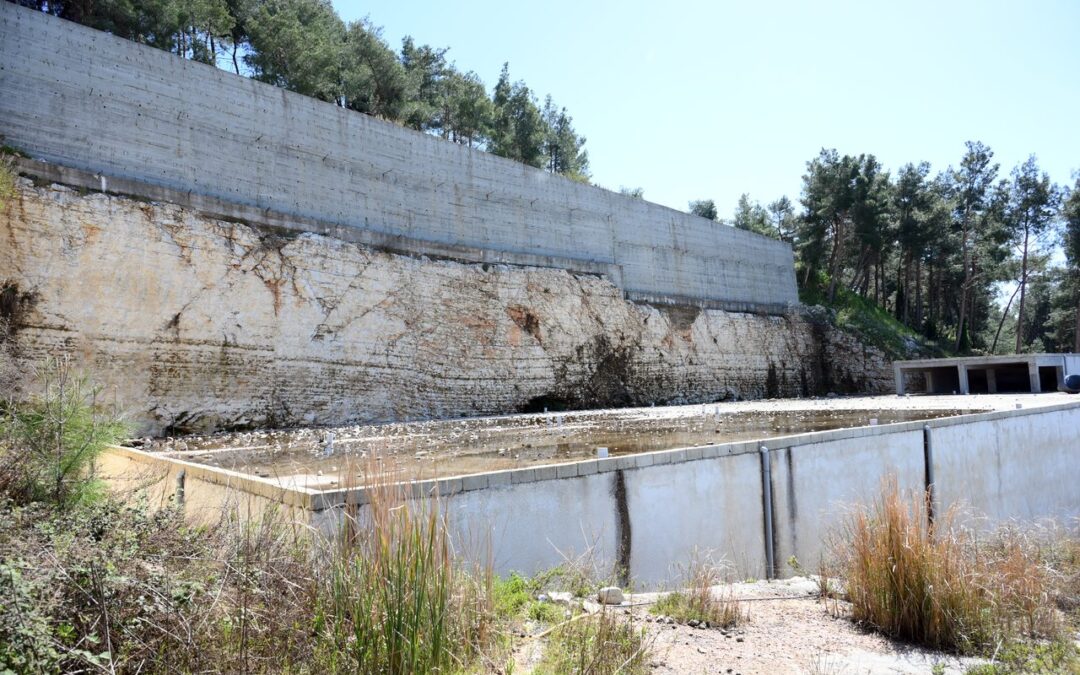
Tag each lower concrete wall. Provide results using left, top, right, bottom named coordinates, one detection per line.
left=932, top=407, right=1080, bottom=523
left=768, top=430, right=926, bottom=575
left=97, top=445, right=316, bottom=526
left=103, top=402, right=1080, bottom=589
left=623, top=452, right=766, bottom=586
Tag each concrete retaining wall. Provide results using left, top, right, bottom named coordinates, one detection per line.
left=768, top=430, right=926, bottom=575
left=105, top=401, right=1080, bottom=589
left=0, top=2, right=797, bottom=309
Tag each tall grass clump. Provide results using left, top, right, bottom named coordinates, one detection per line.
left=650, top=555, right=747, bottom=628
left=838, top=476, right=1059, bottom=654
left=315, top=479, right=497, bottom=674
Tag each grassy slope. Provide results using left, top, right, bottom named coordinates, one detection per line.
left=800, top=285, right=951, bottom=361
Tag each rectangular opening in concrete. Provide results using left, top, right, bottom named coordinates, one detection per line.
left=922, top=366, right=960, bottom=394
left=993, top=363, right=1032, bottom=393
left=1040, top=366, right=1062, bottom=393
left=968, top=368, right=989, bottom=394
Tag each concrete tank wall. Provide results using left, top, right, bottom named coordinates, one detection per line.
left=768, top=430, right=926, bottom=573
left=103, top=402, right=1080, bottom=588
left=932, top=406, right=1080, bottom=523
left=303, top=402, right=1080, bottom=587
left=0, top=2, right=798, bottom=309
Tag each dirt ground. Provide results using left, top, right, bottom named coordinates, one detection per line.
left=633, top=578, right=984, bottom=675
left=513, top=577, right=988, bottom=674
left=130, top=392, right=1073, bottom=490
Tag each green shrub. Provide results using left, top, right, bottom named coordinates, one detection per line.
left=0, top=357, right=128, bottom=507
left=494, top=571, right=533, bottom=618
left=0, top=154, right=15, bottom=207
left=964, top=640, right=1080, bottom=674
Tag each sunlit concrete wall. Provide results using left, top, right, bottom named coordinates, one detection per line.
left=932, top=406, right=1080, bottom=523
left=0, top=2, right=798, bottom=310
left=100, top=401, right=1076, bottom=588
left=427, top=404, right=1080, bottom=587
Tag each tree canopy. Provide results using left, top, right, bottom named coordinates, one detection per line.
left=704, top=144, right=1075, bottom=356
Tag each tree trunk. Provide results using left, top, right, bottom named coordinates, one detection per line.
left=992, top=281, right=1021, bottom=353
left=826, top=216, right=844, bottom=303
left=927, top=258, right=935, bottom=330
left=1074, top=296, right=1080, bottom=353
left=895, top=252, right=905, bottom=321
left=955, top=211, right=972, bottom=352
left=1015, top=227, right=1030, bottom=353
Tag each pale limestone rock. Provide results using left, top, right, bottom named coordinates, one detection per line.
left=0, top=179, right=892, bottom=434
left=597, top=586, right=624, bottom=605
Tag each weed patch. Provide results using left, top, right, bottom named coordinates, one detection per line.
left=650, top=555, right=747, bottom=628
left=535, top=609, right=650, bottom=675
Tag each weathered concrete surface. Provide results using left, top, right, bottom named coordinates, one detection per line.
left=0, top=2, right=797, bottom=308
left=106, top=396, right=1079, bottom=588
left=769, top=430, right=927, bottom=572
left=0, top=179, right=889, bottom=434
left=932, top=406, right=1080, bottom=524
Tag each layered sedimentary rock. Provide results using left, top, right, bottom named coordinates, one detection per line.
left=1, top=179, right=890, bottom=434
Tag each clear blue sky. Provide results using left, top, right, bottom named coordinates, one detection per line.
left=334, top=0, right=1080, bottom=216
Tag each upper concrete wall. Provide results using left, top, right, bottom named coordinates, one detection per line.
left=0, top=3, right=798, bottom=309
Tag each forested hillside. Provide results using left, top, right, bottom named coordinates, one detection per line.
left=12, top=0, right=1079, bottom=357
left=702, top=146, right=1080, bottom=358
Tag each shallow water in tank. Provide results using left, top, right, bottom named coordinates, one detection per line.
left=133, top=406, right=976, bottom=490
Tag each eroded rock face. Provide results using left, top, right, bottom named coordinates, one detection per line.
left=0, top=180, right=891, bottom=434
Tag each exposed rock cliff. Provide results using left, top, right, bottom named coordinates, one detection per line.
left=1, top=179, right=891, bottom=434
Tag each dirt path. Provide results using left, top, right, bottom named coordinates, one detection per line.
left=612, top=578, right=983, bottom=674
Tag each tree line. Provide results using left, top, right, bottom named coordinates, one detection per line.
left=17, top=0, right=589, bottom=180
left=692, top=143, right=1080, bottom=355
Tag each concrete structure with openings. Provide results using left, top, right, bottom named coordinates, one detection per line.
left=894, top=354, right=1080, bottom=395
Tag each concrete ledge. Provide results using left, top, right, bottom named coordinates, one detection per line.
left=101, top=444, right=319, bottom=510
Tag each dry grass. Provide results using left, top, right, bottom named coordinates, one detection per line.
left=535, top=607, right=651, bottom=675
left=837, top=476, right=1062, bottom=654
left=650, top=555, right=747, bottom=628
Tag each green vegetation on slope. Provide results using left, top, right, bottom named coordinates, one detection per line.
left=801, top=282, right=949, bottom=360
